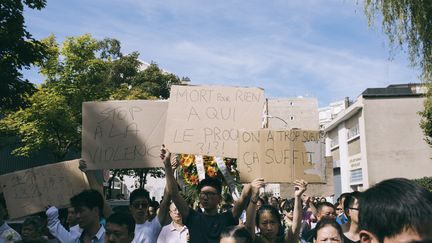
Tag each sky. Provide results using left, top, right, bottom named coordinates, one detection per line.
left=23, top=0, right=420, bottom=106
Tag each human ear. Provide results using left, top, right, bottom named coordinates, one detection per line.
left=360, top=230, right=375, bottom=243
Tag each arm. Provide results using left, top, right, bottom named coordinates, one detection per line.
left=157, top=187, right=171, bottom=226
left=285, top=180, right=308, bottom=243
left=244, top=178, right=265, bottom=239
left=232, top=183, right=251, bottom=219
left=79, top=160, right=112, bottom=218
left=46, top=206, right=81, bottom=243
left=161, top=147, right=190, bottom=221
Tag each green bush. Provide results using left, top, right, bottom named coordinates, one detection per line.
left=412, top=176, right=432, bottom=192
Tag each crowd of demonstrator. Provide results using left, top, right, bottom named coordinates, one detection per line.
left=1, top=147, right=431, bottom=243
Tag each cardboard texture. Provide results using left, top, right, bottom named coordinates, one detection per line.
left=164, top=85, right=264, bottom=158
left=237, top=129, right=325, bottom=183
left=82, top=100, right=168, bottom=169
left=0, top=160, right=89, bottom=219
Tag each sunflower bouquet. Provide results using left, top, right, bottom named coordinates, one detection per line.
left=177, top=154, right=240, bottom=202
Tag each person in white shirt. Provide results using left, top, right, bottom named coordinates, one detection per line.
left=129, top=188, right=170, bottom=243
left=157, top=202, right=189, bottom=243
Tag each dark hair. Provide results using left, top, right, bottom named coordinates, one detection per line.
left=256, top=205, right=284, bottom=237
left=0, top=195, right=6, bottom=209
left=70, top=189, right=104, bottom=217
left=129, top=188, right=150, bottom=204
left=359, top=178, right=432, bottom=241
left=106, top=212, right=135, bottom=234
left=281, top=198, right=295, bottom=213
left=317, top=202, right=335, bottom=214
left=314, top=217, right=343, bottom=239
left=220, top=226, right=253, bottom=243
left=343, top=191, right=361, bottom=216
left=23, top=216, right=45, bottom=235
left=197, top=177, right=222, bottom=194
left=337, top=193, right=350, bottom=204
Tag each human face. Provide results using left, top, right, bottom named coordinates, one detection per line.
left=129, top=197, right=149, bottom=224
left=318, top=206, right=336, bottom=220
left=21, top=224, right=39, bottom=240
left=314, top=225, right=342, bottom=243
left=199, top=186, right=220, bottom=211
left=169, top=203, right=182, bottom=224
left=336, top=206, right=343, bottom=216
left=105, top=222, right=134, bottom=243
left=67, top=207, right=77, bottom=226
left=258, top=211, right=279, bottom=240
left=360, top=228, right=431, bottom=243
left=148, top=207, right=157, bottom=219
left=75, top=206, right=99, bottom=229
left=347, top=200, right=359, bottom=225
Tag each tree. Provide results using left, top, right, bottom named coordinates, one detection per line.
left=363, top=1, right=432, bottom=145
left=364, top=0, right=432, bottom=80
left=0, top=34, right=181, bottom=195
left=0, top=0, right=47, bottom=112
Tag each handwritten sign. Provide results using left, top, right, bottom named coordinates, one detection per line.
left=0, top=160, right=89, bottom=219
left=237, top=129, right=325, bottom=183
left=164, top=85, right=264, bottom=158
left=82, top=100, right=167, bottom=169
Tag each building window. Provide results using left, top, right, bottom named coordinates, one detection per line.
left=331, top=135, right=339, bottom=147
left=350, top=168, right=363, bottom=183
left=347, top=124, right=360, bottom=140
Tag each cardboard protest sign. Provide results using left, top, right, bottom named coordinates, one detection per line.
left=0, top=160, right=89, bottom=219
left=237, top=129, right=325, bottom=183
left=82, top=100, right=167, bottom=169
left=164, top=85, right=264, bottom=158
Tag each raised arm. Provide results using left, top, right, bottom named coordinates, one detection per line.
left=161, top=146, right=190, bottom=221
left=285, top=180, right=308, bottom=243
left=233, top=178, right=265, bottom=219
left=245, top=178, right=265, bottom=239
left=157, top=187, right=171, bottom=226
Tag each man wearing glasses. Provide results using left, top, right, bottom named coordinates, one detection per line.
left=129, top=188, right=170, bottom=243
left=161, top=147, right=254, bottom=243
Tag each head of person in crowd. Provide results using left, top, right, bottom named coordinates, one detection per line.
left=197, top=177, right=222, bottom=213
left=316, top=202, right=336, bottom=221
left=168, top=202, right=183, bottom=225
left=343, top=191, right=361, bottom=226
left=21, top=216, right=45, bottom=240
left=256, top=197, right=266, bottom=209
left=256, top=205, right=284, bottom=241
left=105, top=212, right=135, bottom=243
left=147, top=201, right=159, bottom=221
left=281, top=198, right=295, bottom=221
left=338, top=193, right=350, bottom=210
left=314, top=217, right=344, bottom=243
left=220, top=225, right=253, bottom=243
left=269, top=197, right=279, bottom=210
left=129, top=188, right=151, bottom=224
left=320, top=197, right=327, bottom=203
left=66, top=207, right=78, bottom=227
left=359, top=178, right=432, bottom=243
left=70, top=189, right=104, bottom=230
left=334, top=202, right=343, bottom=217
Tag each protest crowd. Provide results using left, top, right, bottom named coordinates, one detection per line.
left=0, top=146, right=431, bottom=243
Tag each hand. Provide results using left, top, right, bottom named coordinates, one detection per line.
left=293, top=180, right=307, bottom=198
left=250, top=178, right=265, bottom=196
left=160, top=145, right=171, bottom=167
left=79, top=159, right=87, bottom=172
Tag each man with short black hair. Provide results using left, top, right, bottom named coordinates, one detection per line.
left=359, top=178, right=432, bottom=243
left=129, top=187, right=170, bottom=243
left=343, top=191, right=361, bottom=243
left=105, top=212, right=135, bottom=243
left=161, top=147, right=255, bottom=243
left=71, top=189, right=105, bottom=243
left=302, top=201, right=336, bottom=243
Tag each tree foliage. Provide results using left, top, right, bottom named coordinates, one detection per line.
left=412, top=176, right=432, bottom=192
left=0, top=0, right=47, bottom=112
left=364, top=0, right=432, bottom=80
left=0, top=34, right=181, bottom=189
